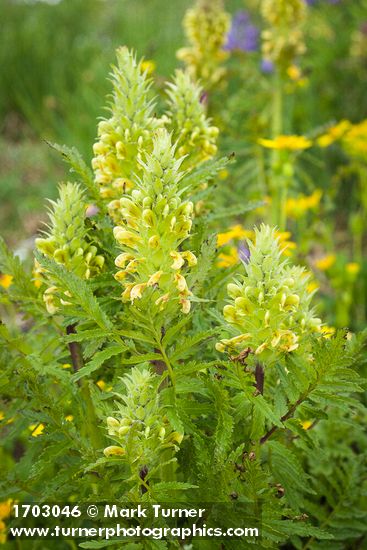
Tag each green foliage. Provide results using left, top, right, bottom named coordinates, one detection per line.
left=1, top=15, right=367, bottom=549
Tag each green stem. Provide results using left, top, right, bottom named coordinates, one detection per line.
left=67, top=324, right=104, bottom=450
left=270, top=69, right=288, bottom=231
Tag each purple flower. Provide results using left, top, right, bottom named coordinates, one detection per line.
left=238, top=242, right=251, bottom=264
left=260, top=59, right=274, bottom=74
left=224, top=11, right=259, bottom=53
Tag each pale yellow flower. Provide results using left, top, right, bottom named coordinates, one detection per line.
left=258, top=135, right=312, bottom=151
left=103, top=445, right=126, bottom=457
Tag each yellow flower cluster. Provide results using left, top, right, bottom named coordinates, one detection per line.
left=285, top=190, right=322, bottom=219
left=317, top=120, right=351, bottom=148
left=92, top=47, right=162, bottom=200
left=342, top=119, right=367, bottom=159
left=258, top=135, right=312, bottom=151
left=0, top=500, right=13, bottom=544
left=166, top=70, right=219, bottom=167
left=177, top=0, right=231, bottom=90
left=261, top=0, right=307, bottom=69
left=317, top=119, right=367, bottom=159
left=112, top=130, right=196, bottom=314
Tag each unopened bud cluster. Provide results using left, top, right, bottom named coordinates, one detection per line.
left=166, top=70, right=218, bottom=167
left=92, top=47, right=219, bottom=206
left=92, top=47, right=162, bottom=200
left=111, top=130, right=197, bottom=314
left=35, top=183, right=104, bottom=314
left=216, top=225, right=322, bottom=361
left=261, top=0, right=306, bottom=70
left=104, top=368, right=183, bottom=468
left=177, top=0, right=231, bottom=89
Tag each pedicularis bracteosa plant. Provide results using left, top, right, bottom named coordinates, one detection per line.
left=1, top=46, right=367, bottom=550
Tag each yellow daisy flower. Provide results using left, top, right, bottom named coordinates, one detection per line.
left=258, top=135, right=312, bottom=151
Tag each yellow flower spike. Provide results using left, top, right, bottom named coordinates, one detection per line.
left=0, top=274, right=13, bottom=289
left=103, top=446, right=126, bottom=458
left=258, top=135, right=312, bottom=151
left=29, top=423, right=45, bottom=437
left=314, top=254, right=336, bottom=271
left=62, top=363, right=71, bottom=369
left=346, top=262, right=360, bottom=276
left=170, top=251, right=185, bottom=270
left=147, top=271, right=163, bottom=287
left=65, top=415, right=73, bottom=422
